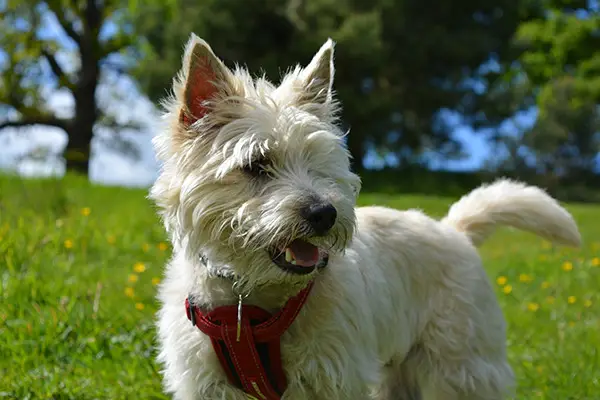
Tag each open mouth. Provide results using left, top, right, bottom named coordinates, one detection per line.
left=271, top=239, right=329, bottom=275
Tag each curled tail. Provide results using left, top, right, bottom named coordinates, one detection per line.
left=441, top=179, right=581, bottom=248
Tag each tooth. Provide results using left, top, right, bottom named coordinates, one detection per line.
left=285, top=248, right=293, bottom=263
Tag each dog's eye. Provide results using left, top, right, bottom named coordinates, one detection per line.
left=242, top=159, right=271, bottom=178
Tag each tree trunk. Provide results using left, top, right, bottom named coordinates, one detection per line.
left=64, top=128, right=92, bottom=175
left=66, top=40, right=98, bottom=176
left=64, top=6, right=100, bottom=177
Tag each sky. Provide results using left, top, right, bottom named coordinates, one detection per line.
left=0, top=10, right=537, bottom=188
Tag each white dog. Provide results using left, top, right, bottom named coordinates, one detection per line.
left=149, top=34, right=581, bottom=400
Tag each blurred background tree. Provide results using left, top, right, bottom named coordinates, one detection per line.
left=1, top=0, right=599, bottom=200
left=0, top=0, right=146, bottom=174
left=132, top=0, right=543, bottom=171
left=504, top=0, right=600, bottom=183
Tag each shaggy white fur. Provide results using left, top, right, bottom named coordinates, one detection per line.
left=149, top=34, right=582, bottom=400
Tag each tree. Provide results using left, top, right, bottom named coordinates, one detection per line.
left=0, top=0, right=141, bottom=175
left=507, top=0, right=600, bottom=178
left=133, top=0, right=542, bottom=171
left=527, top=77, right=600, bottom=178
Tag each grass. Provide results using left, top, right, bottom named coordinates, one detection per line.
left=1, top=174, right=599, bottom=399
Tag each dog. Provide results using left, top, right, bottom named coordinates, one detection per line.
left=149, top=33, right=582, bottom=400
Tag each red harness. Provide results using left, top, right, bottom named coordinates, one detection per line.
left=185, top=282, right=313, bottom=399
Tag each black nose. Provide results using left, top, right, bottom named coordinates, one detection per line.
left=301, top=202, right=337, bottom=236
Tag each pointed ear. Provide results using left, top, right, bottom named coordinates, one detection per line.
left=298, top=38, right=335, bottom=104
left=178, top=34, right=234, bottom=126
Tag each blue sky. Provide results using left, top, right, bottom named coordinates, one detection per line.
left=0, top=11, right=537, bottom=187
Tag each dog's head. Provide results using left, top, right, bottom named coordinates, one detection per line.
left=150, top=34, right=361, bottom=290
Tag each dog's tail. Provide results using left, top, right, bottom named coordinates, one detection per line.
left=441, top=179, right=581, bottom=248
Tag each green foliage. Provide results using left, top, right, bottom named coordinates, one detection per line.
left=1, top=174, right=600, bottom=398
left=505, top=2, right=600, bottom=177
left=0, top=0, right=162, bottom=174
left=132, top=0, right=540, bottom=168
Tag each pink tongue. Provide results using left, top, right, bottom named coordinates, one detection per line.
left=286, top=239, right=319, bottom=267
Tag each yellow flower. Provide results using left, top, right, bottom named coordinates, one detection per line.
left=546, top=296, right=555, bottom=304
left=81, top=207, right=91, bottom=216
left=541, top=281, right=550, bottom=289
left=158, top=242, right=169, bottom=251
left=584, top=299, right=592, bottom=308
left=592, top=257, right=600, bottom=267
left=541, top=241, right=551, bottom=250
left=503, top=285, right=513, bottom=294
left=64, top=239, right=73, bottom=249
left=496, top=276, right=507, bottom=286
left=128, top=274, right=139, bottom=283
left=519, top=273, right=533, bottom=283
left=125, top=287, right=135, bottom=298
left=133, top=262, right=146, bottom=273
left=568, top=296, right=576, bottom=304
left=135, top=302, right=145, bottom=310
left=568, top=321, right=576, bottom=327
left=107, top=235, right=116, bottom=244
left=561, top=261, right=573, bottom=272
left=539, top=254, right=548, bottom=261
left=527, top=303, right=539, bottom=312
left=141, top=243, right=150, bottom=252
left=152, top=277, right=161, bottom=286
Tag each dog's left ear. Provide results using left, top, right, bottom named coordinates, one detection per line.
left=298, top=38, right=335, bottom=105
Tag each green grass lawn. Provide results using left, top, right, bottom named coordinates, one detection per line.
left=1, top=174, right=599, bottom=399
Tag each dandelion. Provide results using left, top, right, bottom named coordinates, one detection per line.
left=541, top=281, right=550, bottom=289
left=158, top=242, right=169, bottom=251
left=107, top=235, right=116, bottom=244
left=568, top=321, right=576, bottom=327
left=81, top=207, right=91, bottom=216
left=546, top=296, right=555, bottom=304
left=536, top=366, right=544, bottom=373
left=568, top=296, right=576, bottom=304
left=125, top=287, right=135, bottom=298
left=541, top=241, right=551, bottom=250
left=496, top=276, right=507, bottom=286
left=133, top=262, right=146, bottom=273
left=128, top=274, right=138, bottom=283
left=592, top=257, right=600, bottom=267
left=519, top=273, right=533, bottom=283
left=584, top=299, right=593, bottom=308
left=503, top=285, right=512, bottom=294
left=561, top=261, right=573, bottom=272
left=152, top=277, right=161, bottom=286
left=142, top=243, right=150, bottom=252
left=527, top=303, right=539, bottom=312
left=64, top=239, right=73, bottom=249
left=135, top=303, right=145, bottom=310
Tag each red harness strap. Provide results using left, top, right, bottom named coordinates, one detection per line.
left=185, top=282, right=313, bottom=400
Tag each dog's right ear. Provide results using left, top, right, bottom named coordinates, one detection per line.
left=178, top=34, right=235, bottom=127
